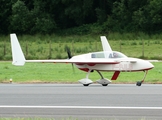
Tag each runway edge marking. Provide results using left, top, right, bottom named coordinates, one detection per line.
left=1, top=106, right=162, bottom=110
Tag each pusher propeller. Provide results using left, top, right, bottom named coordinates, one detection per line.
left=66, top=46, right=75, bottom=73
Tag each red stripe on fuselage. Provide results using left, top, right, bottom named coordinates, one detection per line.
left=87, top=63, right=96, bottom=66
left=79, top=68, right=89, bottom=72
left=111, top=71, right=120, bottom=80
left=76, top=63, right=96, bottom=66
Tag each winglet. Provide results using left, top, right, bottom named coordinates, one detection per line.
left=10, top=33, right=26, bottom=66
left=100, top=36, right=112, bottom=51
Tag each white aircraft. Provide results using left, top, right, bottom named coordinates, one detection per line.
left=10, top=33, right=154, bottom=86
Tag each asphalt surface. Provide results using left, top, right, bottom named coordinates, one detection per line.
left=0, top=83, right=162, bottom=119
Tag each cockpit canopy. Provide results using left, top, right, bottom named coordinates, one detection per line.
left=91, top=51, right=127, bottom=59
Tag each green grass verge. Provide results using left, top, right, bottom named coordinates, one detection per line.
left=0, top=61, right=161, bottom=84
left=1, top=33, right=162, bottom=60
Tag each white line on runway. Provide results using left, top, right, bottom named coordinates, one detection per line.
left=0, top=106, right=162, bottom=109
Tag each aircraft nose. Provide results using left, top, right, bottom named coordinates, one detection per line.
left=136, top=59, right=154, bottom=71
left=146, top=60, right=154, bottom=70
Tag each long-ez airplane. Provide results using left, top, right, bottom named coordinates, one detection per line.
left=10, top=34, right=154, bottom=86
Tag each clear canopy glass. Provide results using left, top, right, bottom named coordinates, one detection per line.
left=91, top=51, right=127, bottom=58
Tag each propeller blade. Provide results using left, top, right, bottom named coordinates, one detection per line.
left=65, top=46, right=75, bottom=73
left=72, top=63, right=75, bottom=73
left=66, top=46, right=72, bottom=59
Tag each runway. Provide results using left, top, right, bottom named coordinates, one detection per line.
left=0, top=84, right=162, bottom=119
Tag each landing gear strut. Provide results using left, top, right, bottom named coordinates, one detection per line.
left=78, top=70, right=93, bottom=86
left=79, top=69, right=111, bottom=86
left=96, top=70, right=111, bottom=86
left=136, top=70, right=148, bottom=86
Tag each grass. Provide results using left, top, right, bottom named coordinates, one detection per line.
left=0, top=33, right=162, bottom=84
left=0, top=61, right=161, bottom=84
left=1, top=33, right=162, bottom=60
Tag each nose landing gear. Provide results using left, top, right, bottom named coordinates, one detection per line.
left=136, top=70, right=148, bottom=86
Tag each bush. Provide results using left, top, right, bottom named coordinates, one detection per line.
left=131, top=41, right=137, bottom=45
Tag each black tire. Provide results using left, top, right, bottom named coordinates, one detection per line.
left=83, top=84, right=89, bottom=86
left=102, top=84, right=108, bottom=86
left=136, top=81, right=142, bottom=86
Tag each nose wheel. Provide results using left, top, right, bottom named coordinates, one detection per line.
left=136, top=70, right=148, bottom=86
left=136, top=81, right=143, bottom=86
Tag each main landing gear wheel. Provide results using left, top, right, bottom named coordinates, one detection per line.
left=79, top=70, right=93, bottom=86
left=96, top=70, right=111, bottom=86
left=102, top=84, right=108, bottom=86
left=83, top=84, right=90, bottom=86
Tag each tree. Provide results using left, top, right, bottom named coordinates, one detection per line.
left=133, top=0, right=162, bottom=34
left=2, top=0, right=161, bottom=35
left=31, top=0, right=57, bottom=34
left=0, top=0, right=12, bottom=34
left=95, top=0, right=113, bottom=24
left=11, top=0, right=30, bottom=34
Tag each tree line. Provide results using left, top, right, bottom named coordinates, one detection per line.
left=0, top=0, right=162, bottom=35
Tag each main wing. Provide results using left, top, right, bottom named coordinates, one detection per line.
left=10, top=33, right=120, bottom=66
left=25, top=59, right=119, bottom=64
